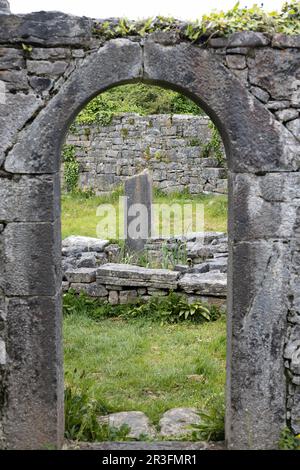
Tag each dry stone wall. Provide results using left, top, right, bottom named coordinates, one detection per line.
left=0, top=5, right=300, bottom=450
left=61, top=233, right=228, bottom=308
left=65, top=114, right=227, bottom=194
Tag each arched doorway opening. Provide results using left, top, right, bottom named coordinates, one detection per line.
left=61, top=81, right=228, bottom=445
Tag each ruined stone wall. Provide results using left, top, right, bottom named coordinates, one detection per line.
left=65, top=114, right=227, bottom=194
left=0, top=6, right=300, bottom=449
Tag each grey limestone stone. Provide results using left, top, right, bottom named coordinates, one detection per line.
left=97, top=263, right=179, bottom=289
left=179, top=272, right=227, bottom=297
left=70, top=282, right=108, bottom=297
left=62, top=236, right=109, bottom=255
left=125, top=169, right=153, bottom=253
left=286, top=118, right=300, bottom=141
left=159, top=408, right=201, bottom=438
left=275, top=109, right=299, bottom=123
left=98, top=411, right=156, bottom=439
left=0, top=0, right=10, bottom=14
left=65, top=268, right=96, bottom=284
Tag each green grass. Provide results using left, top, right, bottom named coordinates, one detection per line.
left=61, top=190, right=228, bottom=240
left=64, top=310, right=226, bottom=427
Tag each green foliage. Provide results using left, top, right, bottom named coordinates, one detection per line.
left=63, top=290, right=223, bottom=325
left=63, top=290, right=135, bottom=320
left=278, top=428, right=300, bottom=450
left=93, top=2, right=300, bottom=41
left=201, top=122, right=225, bottom=167
left=161, top=241, right=187, bottom=269
left=127, top=292, right=223, bottom=324
left=189, top=138, right=203, bottom=147
left=121, top=127, right=129, bottom=139
left=76, top=83, right=203, bottom=125
left=22, top=43, right=33, bottom=54
left=65, top=370, right=130, bottom=442
left=62, top=144, right=80, bottom=192
left=191, top=393, right=225, bottom=441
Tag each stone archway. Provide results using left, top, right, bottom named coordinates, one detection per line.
left=1, top=12, right=299, bottom=449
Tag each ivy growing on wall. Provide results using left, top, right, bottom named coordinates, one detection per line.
left=62, top=144, right=80, bottom=192
left=93, top=2, right=300, bottom=41
left=201, top=122, right=225, bottom=167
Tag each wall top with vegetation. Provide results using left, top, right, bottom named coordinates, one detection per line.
left=1, top=2, right=299, bottom=48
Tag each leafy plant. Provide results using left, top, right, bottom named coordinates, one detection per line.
left=63, top=290, right=223, bottom=325
left=128, top=292, right=222, bottom=324
left=191, top=393, right=225, bottom=441
left=62, top=144, right=80, bottom=192
left=161, top=241, right=188, bottom=269
left=64, top=369, right=130, bottom=442
left=93, top=2, right=300, bottom=42
left=201, top=122, right=225, bottom=167
left=63, top=290, right=136, bottom=321
left=22, top=43, right=33, bottom=54
left=278, top=428, right=300, bottom=450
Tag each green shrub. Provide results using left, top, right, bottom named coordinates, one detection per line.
left=128, top=292, right=222, bottom=324
left=62, top=144, right=79, bottom=192
left=278, top=428, right=300, bottom=450
left=201, top=122, right=225, bottom=167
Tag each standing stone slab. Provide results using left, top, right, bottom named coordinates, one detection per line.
left=125, top=170, right=153, bottom=253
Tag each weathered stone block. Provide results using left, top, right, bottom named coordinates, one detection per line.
left=159, top=408, right=201, bottom=438
left=119, top=290, right=137, bottom=304
left=275, top=109, right=299, bottom=123
left=3, top=222, right=61, bottom=296
left=0, top=93, right=42, bottom=167
left=62, top=236, right=109, bottom=256
left=226, top=55, right=246, bottom=70
left=108, top=290, right=119, bottom=305
left=97, top=263, right=179, bottom=289
left=227, top=239, right=289, bottom=449
left=229, top=172, right=300, bottom=241
left=70, top=282, right=108, bottom=297
left=250, top=86, right=270, bottom=104
left=178, top=272, right=227, bottom=296
left=286, top=118, right=300, bottom=141
left=98, top=412, right=156, bottom=439
left=249, top=48, right=300, bottom=100
left=0, top=174, right=60, bottom=222
left=65, top=268, right=96, bottom=284
left=272, top=34, right=300, bottom=49
left=0, top=0, right=10, bottom=14
left=27, top=60, right=68, bottom=76
left=4, top=295, right=64, bottom=449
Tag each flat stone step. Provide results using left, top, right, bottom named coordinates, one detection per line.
left=97, top=263, right=179, bottom=289
left=66, top=441, right=225, bottom=450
